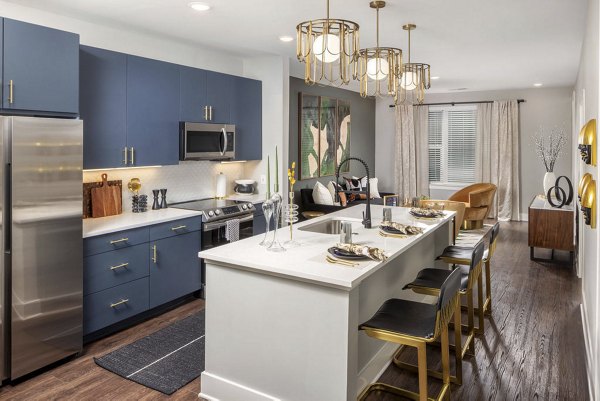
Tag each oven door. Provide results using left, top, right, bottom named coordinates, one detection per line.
left=180, top=122, right=235, bottom=160
left=201, top=214, right=254, bottom=251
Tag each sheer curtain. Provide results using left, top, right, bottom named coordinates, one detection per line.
left=476, top=100, right=520, bottom=221
left=394, top=105, right=429, bottom=200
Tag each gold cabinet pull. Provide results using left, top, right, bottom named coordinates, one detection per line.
left=171, top=225, right=187, bottom=231
left=204, top=105, right=209, bottom=121
left=130, top=147, right=135, bottom=165
left=209, top=106, right=213, bottom=121
left=8, top=80, right=14, bottom=104
left=123, top=147, right=128, bottom=165
left=110, top=299, right=129, bottom=308
left=152, top=244, right=157, bottom=264
left=109, top=237, right=129, bottom=245
left=110, top=263, right=129, bottom=271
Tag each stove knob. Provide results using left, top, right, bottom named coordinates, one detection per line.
left=215, top=209, right=221, bottom=215
left=247, top=203, right=253, bottom=209
left=208, top=210, right=215, bottom=217
left=242, top=204, right=248, bottom=210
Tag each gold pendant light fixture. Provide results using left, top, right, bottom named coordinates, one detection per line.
left=296, top=0, right=360, bottom=86
left=397, top=24, right=431, bottom=105
left=356, top=1, right=403, bottom=100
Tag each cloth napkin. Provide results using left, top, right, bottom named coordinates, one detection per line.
left=225, top=219, right=240, bottom=242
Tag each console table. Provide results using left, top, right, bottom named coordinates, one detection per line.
left=528, top=195, right=574, bottom=263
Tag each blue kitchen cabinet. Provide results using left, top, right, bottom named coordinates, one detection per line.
left=80, top=46, right=127, bottom=169
left=231, top=76, right=262, bottom=161
left=149, top=230, right=202, bottom=308
left=2, top=18, right=79, bottom=115
left=127, top=55, right=180, bottom=166
left=179, top=66, right=207, bottom=122
left=205, top=71, right=233, bottom=123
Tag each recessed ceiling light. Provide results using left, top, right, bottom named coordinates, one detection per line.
left=431, top=76, right=440, bottom=80
left=279, top=36, right=294, bottom=42
left=188, top=2, right=211, bottom=12
left=534, top=83, right=543, bottom=87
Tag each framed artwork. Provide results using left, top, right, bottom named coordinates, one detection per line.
left=383, top=195, right=400, bottom=207
left=298, top=93, right=351, bottom=180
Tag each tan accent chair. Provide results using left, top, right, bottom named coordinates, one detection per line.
left=448, top=183, right=497, bottom=229
left=420, top=200, right=466, bottom=240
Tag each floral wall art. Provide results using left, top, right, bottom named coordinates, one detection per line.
left=298, top=93, right=351, bottom=180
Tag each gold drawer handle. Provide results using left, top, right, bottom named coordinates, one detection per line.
left=171, top=225, right=187, bottom=231
left=110, top=299, right=129, bottom=308
left=152, top=244, right=157, bottom=264
left=110, top=263, right=129, bottom=271
left=8, top=80, right=14, bottom=104
left=110, top=237, right=129, bottom=245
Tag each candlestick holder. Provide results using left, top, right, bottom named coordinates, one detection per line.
left=259, top=200, right=274, bottom=247
left=267, top=193, right=285, bottom=252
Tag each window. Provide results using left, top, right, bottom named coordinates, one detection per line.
left=428, top=106, right=477, bottom=186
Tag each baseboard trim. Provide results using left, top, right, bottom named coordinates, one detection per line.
left=519, top=212, right=528, bottom=222
left=356, top=342, right=397, bottom=396
left=199, top=371, right=281, bottom=401
left=580, top=302, right=595, bottom=401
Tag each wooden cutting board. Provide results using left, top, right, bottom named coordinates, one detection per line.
left=91, top=173, right=122, bottom=218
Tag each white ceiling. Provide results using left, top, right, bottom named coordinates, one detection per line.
left=8, top=0, right=587, bottom=93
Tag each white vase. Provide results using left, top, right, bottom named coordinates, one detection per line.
left=543, top=171, right=556, bottom=197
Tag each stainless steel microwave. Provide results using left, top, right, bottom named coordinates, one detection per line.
left=179, top=122, right=235, bottom=161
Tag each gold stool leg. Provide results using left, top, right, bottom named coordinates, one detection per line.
left=439, top=323, right=451, bottom=401
left=465, top=289, right=476, bottom=356
left=476, top=273, right=485, bottom=335
left=417, top=342, right=428, bottom=401
left=484, top=259, right=492, bottom=315
left=453, top=304, right=462, bottom=385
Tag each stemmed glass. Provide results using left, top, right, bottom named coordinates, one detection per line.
left=267, top=193, right=286, bottom=252
left=259, top=200, right=273, bottom=247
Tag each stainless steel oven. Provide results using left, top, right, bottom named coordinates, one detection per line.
left=201, top=214, right=254, bottom=251
left=179, top=122, right=235, bottom=160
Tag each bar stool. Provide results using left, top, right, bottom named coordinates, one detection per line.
left=358, top=268, right=462, bottom=401
left=402, top=241, right=485, bottom=368
left=438, top=222, right=500, bottom=328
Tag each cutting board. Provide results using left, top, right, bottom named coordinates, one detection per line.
left=91, top=174, right=122, bottom=218
left=83, top=179, right=122, bottom=219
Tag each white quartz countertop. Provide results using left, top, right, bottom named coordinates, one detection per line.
left=199, top=205, right=455, bottom=291
left=83, top=208, right=203, bottom=238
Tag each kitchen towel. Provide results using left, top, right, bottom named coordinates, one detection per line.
left=225, top=219, right=240, bottom=242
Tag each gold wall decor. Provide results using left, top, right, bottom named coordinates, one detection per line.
left=578, top=173, right=592, bottom=202
left=578, top=119, right=596, bottom=166
left=580, top=177, right=596, bottom=229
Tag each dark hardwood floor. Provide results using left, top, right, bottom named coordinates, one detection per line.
left=369, top=221, right=589, bottom=401
left=0, top=222, right=588, bottom=400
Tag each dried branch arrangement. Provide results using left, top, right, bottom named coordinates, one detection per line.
left=533, top=126, right=567, bottom=173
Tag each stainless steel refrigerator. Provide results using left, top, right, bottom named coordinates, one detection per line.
left=0, top=116, right=83, bottom=381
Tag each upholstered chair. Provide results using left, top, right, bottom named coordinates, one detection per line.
left=448, top=183, right=497, bottom=229
left=420, top=200, right=466, bottom=240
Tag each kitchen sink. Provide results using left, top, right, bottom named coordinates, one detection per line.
left=298, top=217, right=362, bottom=235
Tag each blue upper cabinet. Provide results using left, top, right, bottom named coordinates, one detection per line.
left=205, top=71, right=233, bottom=124
left=179, top=66, right=207, bottom=122
left=231, top=76, right=262, bottom=161
left=80, top=46, right=127, bottom=169
left=2, top=18, right=79, bottom=116
left=127, top=55, right=180, bottom=166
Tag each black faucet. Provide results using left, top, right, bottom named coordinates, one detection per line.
left=335, top=157, right=372, bottom=229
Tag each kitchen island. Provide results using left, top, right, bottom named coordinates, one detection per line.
left=198, top=204, right=455, bottom=401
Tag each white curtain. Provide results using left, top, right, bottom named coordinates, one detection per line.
left=394, top=105, right=429, bottom=201
left=476, top=100, right=520, bottom=221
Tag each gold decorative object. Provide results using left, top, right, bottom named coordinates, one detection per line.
left=356, top=1, right=402, bottom=100
left=127, top=177, right=142, bottom=194
left=296, top=0, right=360, bottom=86
left=578, top=119, right=596, bottom=166
left=581, top=177, right=596, bottom=229
left=396, top=24, right=431, bottom=105
left=578, top=173, right=592, bottom=202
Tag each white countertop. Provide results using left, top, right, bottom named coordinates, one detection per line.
left=83, top=208, right=203, bottom=238
left=226, top=193, right=265, bottom=204
left=199, top=204, right=455, bottom=290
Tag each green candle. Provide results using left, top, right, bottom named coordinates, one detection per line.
left=266, top=155, right=271, bottom=199
left=274, top=146, right=279, bottom=193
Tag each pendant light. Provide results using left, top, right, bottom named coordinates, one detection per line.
left=296, top=0, right=360, bottom=86
left=356, top=1, right=402, bottom=100
left=397, top=24, right=430, bottom=105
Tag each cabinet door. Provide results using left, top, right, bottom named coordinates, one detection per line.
left=179, top=66, right=207, bottom=122
left=2, top=19, right=79, bottom=115
left=149, top=231, right=202, bottom=308
left=127, top=55, right=180, bottom=166
left=80, top=46, right=127, bottom=169
left=205, top=71, right=233, bottom=123
left=231, top=77, right=262, bottom=161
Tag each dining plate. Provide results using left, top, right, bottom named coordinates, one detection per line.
left=379, top=226, right=409, bottom=235
left=327, top=247, right=369, bottom=260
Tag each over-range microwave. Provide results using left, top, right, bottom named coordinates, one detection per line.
left=179, top=122, right=235, bottom=161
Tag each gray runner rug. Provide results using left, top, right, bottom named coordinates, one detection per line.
left=94, top=311, right=205, bottom=395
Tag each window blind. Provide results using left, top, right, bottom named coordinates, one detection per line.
left=428, top=110, right=443, bottom=182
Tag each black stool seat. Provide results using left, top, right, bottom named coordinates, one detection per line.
left=360, top=299, right=437, bottom=339
left=439, top=245, right=490, bottom=262
left=405, top=267, right=469, bottom=292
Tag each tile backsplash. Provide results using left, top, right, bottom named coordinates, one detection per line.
left=83, top=161, right=246, bottom=212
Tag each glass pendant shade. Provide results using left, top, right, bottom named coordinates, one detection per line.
left=366, top=57, right=389, bottom=80
left=400, top=70, right=419, bottom=90
left=296, top=0, right=360, bottom=85
left=396, top=24, right=431, bottom=105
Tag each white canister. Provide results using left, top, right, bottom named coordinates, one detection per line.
left=216, top=172, right=227, bottom=199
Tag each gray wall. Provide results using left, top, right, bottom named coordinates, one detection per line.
left=375, top=86, right=573, bottom=220
left=289, top=77, right=376, bottom=198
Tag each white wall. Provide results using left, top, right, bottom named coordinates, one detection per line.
left=375, top=87, right=573, bottom=220
left=574, top=0, right=600, bottom=398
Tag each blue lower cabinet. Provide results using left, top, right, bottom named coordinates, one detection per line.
left=84, top=226, right=149, bottom=257
left=149, top=231, right=202, bottom=308
left=83, top=277, right=149, bottom=335
left=149, top=216, right=202, bottom=241
left=84, top=244, right=149, bottom=296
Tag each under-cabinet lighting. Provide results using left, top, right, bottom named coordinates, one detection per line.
left=83, top=166, right=163, bottom=172
left=221, top=160, right=247, bottom=164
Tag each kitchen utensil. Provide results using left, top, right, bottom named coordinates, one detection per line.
left=83, top=179, right=122, bottom=218
left=325, top=255, right=359, bottom=267
left=91, top=173, right=122, bottom=218
left=160, top=188, right=168, bottom=208
left=152, top=189, right=160, bottom=210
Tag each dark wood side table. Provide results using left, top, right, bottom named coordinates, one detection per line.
left=528, top=195, right=574, bottom=264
